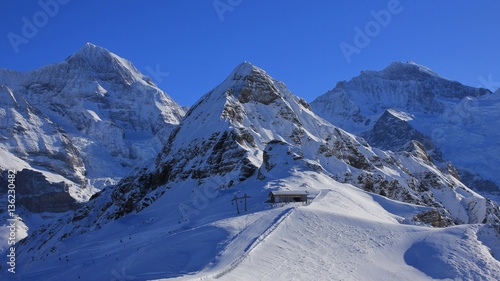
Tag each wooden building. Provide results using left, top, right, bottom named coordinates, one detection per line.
left=269, top=191, right=308, bottom=203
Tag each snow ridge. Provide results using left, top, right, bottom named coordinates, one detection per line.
left=0, top=43, right=186, bottom=253
left=2, top=57, right=500, bottom=280
left=8, top=61, right=500, bottom=280
left=0, top=43, right=185, bottom=190
left=311, top=61, right=499, bottom=196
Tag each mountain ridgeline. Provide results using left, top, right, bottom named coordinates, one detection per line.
left=311, top=61, right=500, bottom=195
left=0, top=43, right=185, bottom=216
left=1, top=45, right=499, bottom=280
left=19, top=61, right=500, bottom=244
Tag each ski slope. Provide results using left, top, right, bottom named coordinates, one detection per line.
left=6, top=171, right=500, bottom=280
left=165, top=173, right=500, bottom=281
left=6, top=60, right=500, bottom=281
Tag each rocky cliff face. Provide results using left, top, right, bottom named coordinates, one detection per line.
left=0, top=84, right=85, bottom=183
left=361, top=109, right=443, bottom=162
left=0, top=43, right=185, bottom=190
left=0, top=44, right=185, bottom=236
left=0, top=169, right=81, bottom=213
left=8, top=61, right=500, bottom=281
left=311, top=61, right=499, bottom=195
left=23, top=62, right=499, bottom=245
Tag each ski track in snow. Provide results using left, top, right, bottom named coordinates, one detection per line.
left=168, top=181, right=500, bottom=281
left=205, top=207, right=296, bottom=279
left=3, top=58, right=500, bottom=281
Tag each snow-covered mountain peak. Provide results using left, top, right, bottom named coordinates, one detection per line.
left=7, top=60, right=500, bottom=280
left=312, top=62, right=500, bottom=197
left=150, top=62, right=303, bottom=184
left=312, top=61, right=491, bottom=131
left=358, top=61, right=441, bottom=82
left=231, top=61, right=260, bottom=76
left=68, top=42, right=114, bottom=64
left=0, top=43, right=186, bottom=191
left=65, top=42, right=146, bottom=85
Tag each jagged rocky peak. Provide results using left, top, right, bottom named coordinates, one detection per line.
left=362, top=109, right=441, bottom=161
left=223, top=61, right=282, bottom=105
left=311, top=61, right=500, bottom=196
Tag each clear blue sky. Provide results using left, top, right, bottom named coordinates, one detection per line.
left=1, top=0, right=499, bottom=106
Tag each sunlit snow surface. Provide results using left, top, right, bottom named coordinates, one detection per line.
left=4, top=172, right=499, bottom=281
left=2, top=59, right=499, bottom=281
left=0, top=43, right=185, bottom=191
left=311, top=62, right=500, bottom=196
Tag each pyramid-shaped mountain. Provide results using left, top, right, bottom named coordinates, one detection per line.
left=0, top=43, right=186, bottom=241
left=8, top=61, right=500, bottom=280
left=25, top=61, right=499, bottom=238
left=311, top=61, right=500, bottom=196
left=0, top=43, right=185, bottom=190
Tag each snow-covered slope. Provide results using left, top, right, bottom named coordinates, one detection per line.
left=7, top=172, right=500, bottom=281
left=311, top=61, right=500, bottom=196
left=192, top=175, right=500, bottom=281
left=0, top=43, right=185, bottom=253
left=0, top=43, right=185, bottom=204
left=0, top=43, right=185, bottom=189
left=6, top=62, right=499, bottom=280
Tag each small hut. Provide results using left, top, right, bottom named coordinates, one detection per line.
left=269, top=191, right=308, bottom=203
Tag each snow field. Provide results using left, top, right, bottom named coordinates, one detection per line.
left=171, top=174, right=500, bottom=281
left=3, top=165, right=499, bottom=280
